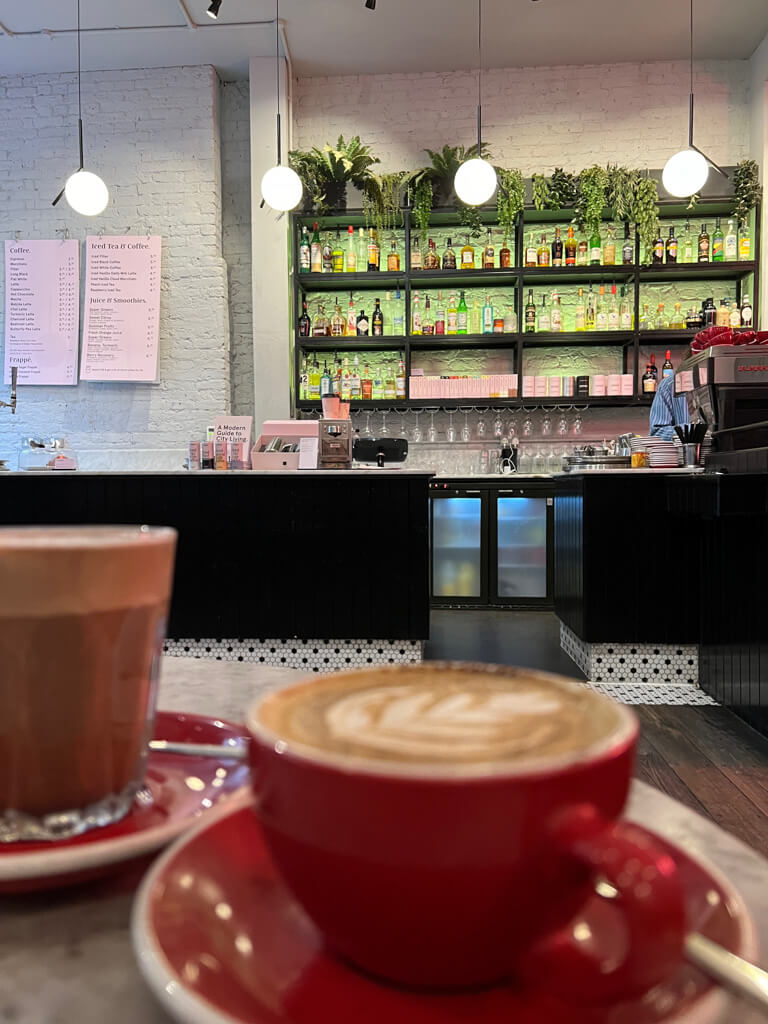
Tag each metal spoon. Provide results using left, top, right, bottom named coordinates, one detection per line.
left=148, top=739, right=248, bottom=760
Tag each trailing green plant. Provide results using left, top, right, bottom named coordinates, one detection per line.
left=686, top=192, right=700, bottom=212
left=531, top=173, right=551, bottom=211
left=606, top=165, right=637, bottom=224
left=497, top=168, right=525, bottom=245
left=575, top=165, right=609, bottom=236
left=732, top=159, right=761, bottom=228
left=287, top=150, right=328, bottom=212
left=411, top=178, right=433, bottom=247
left=457, top=201, right=484, bottom=239
left=629, top=173, right=660, bottom=264
left=363, top=170, right=407, bottom=235
left=549, top=168, right=579, bottom=209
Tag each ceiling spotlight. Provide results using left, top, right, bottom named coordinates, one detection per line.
left=365, top=0, right=376, bottom=9
left=207, top=0, right=222, bottom=19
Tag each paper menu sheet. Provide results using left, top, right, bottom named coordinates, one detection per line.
left=80, top=235, right=161, bottom=382
left=3, top=239, right=79, bottom=385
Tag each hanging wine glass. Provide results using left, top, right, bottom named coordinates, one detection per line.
left=399, top=412, right=408, bottom=438
left=412, top=411, right=422, bottom=443
left=506, top=415, right=517, bottom=440
left=476, top=411, right=487, bottom=439
left=380, top=410, right=389, bottom=436
left=522, top=410, right=534, bottom=437
left=427, top=410, right=437, bottom=444
left=557, top=409, right=568, bottom=437
left=541, top=412, right=552, bottom=436
left=493, top=413, right=504, bottom=438
left=363, top=412, right=373, bottom=437
left=573, top=410, right=583, bottom=436
left=461, top=409, right=471, bottom=443
left=446, top=410, right=456, bottom=443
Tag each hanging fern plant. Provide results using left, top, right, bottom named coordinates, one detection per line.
left=732, top=159, right=761, bottom=229
left=531, top=173, right=551, bottom=211
left=630, top=174, right=660, bottom=265
left=576, top=165, right=609, bottom=237
left=412, top=178, right=433, bottom=247
left=497, top=168, right=525, bottom=246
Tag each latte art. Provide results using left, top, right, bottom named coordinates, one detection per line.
left=256, top=665, right=624, bottom=769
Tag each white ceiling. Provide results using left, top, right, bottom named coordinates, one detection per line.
left=1, top=0, right=767, bottom=80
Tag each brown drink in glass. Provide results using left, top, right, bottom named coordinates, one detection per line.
left=0, top=526, right=176, bottom=842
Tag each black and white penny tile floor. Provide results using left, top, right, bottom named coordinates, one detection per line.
left=587, top=681, right=718, bottom=705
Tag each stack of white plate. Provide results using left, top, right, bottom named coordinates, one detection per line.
left=645, top=438, right=681, bottom=468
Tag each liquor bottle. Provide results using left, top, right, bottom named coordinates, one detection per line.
left=483, top=229, right=495, bottom=269
left=499, top=238, right=511, bottom=268
left=411, top=292, right=422, bottom=335
left=596, top=285, right=608, bottom=330
left=493, top=313, right=504, bottom=333
left=577, top=236, right=589, bottom=266
left=447, top=291, right=459, bottom=334
left=298, top=298, right=311, bottom=337
left=422, top=294, right=434, bottom=335
left=652, top=229, right=664, bottom=266
left=312, top=302, right=330, bottom=336
left=551, top=227, right=563, bottom=267
left=330, top=302, right=346, bottom=337
left=393, top=287, right=405, bottom=336
left=574, top=288, right=586, bottom=331
left=299, top=225, right=311, bottom=273
left=589, top=227, right=602, bottom=265
left=619, top=285, right=632, bottom=329
left=457, top=290, right=468, bottom=334
left=712, top=218, right=724, bottom=262
left=371, top=366, right=383, bottom=401
left=650, top=353, right=659, bottom=382
left=346, top=292, right=356, bottom=336
left=525, top=289, right=536, bottom=333
left=346, top=225, right=357, bottom=271
left=639, top=303, right=651, bottom=330
left=372, top=298, right=384, bottom=336
left=537, top=234, right=550, bottom=267
left=331, top=357, right=341, bottom=396
left=622, top=223, right=634, bottom=265
left=741, top=294, right=753, bottom=326
left=340, top=357, right=351, bottom=400
left=642, top=361, right=657, bottom=395
left=332, top=230, right=344, bottom=272
left=384, top=364, right=397, bottom=400
left=603, top=228, right=616, bottom=266
left=739, top=227, right=751, bottom=261
left=662, top=350, right=674, bottom=379
left=525, top=232, right=537, bottom=267
left=702, top=297, right=716, bottom=326
left=310, top=222, right=322, bottom=273
left=443, top=238, right=457, bottom=270
left=671, top=302, right=685, bottom=329
left=320, top=361, right=332, bottom=397
left=725, top=219, right=738, bottom=261
left=299, top=356, right=308, bottom=400
left=358, top=227, right=367, bottom=269
left=356, top=308, right=370, bottom=336
left=607, top=284, right=619, bottom=330
left=434, top=292, right=446, bottom=335
left=551, top=291, right=563, bottom=332
left=460, top=236, right=475, bottom=269
left=423, top=238, right=440, bottom=270
left=503, top=305, right=516, bottom=332
left=585, top=285, right=596, bottom=330
left=539, top=294, right=551, bottom=332
left=471, top=299, right=482, bottom=333
left=396, top=358, right=406, bottom=399
left=565, top=226, right=577, bottom=266
left=360, top=364, right=373, bottom=401
left=729, top=300, right=742, bottom=329
left=682, top=221, right=695, bottom=263
left=666, top=226, right=678, bottom=263
left=482, top=294, right=494, bottom=334
left=410, top=236, right=422, bottom=270
left=367, top=230, right=380, bottom=271
left=698, top=224, right=710, bottom=263
left=349, top=355, right=362, bottom=399
left=654, top=303, right=667, bottom=329
left=387, top=237, right=400, bottom=272
left=322, top=232, right=333, bottom=273
left=308, top=358, right=321, bottom=400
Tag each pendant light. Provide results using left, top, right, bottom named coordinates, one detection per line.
left=454, top=0, right=497, bottom=207
left=51, top=0, right=109, bottom=216
left=662, top=0, right=727, bottom=198
left=260, top=0, right=303, bottom=212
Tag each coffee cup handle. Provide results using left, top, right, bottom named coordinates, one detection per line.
left=520, top=803, right=686, bottom=1004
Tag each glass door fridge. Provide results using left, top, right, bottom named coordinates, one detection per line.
left=490, top=486, right=553, bottom=605
left=429, top=485, right=487, bottom=604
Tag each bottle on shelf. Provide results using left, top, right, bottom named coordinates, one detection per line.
left=308, top=358, right=321, bottom=399
left=410, top=236, right=423, bottom=270
left=387, top=237, right=400, bottom=272
left=603, top=227, right=616, bottom=266
left=670, top=302, right=685, bottom=329
left=345, top=225, right=357, bottom=271
left=447, top=291, right=459, bottom=334
left=299, top=225, right=311, bottom=273
left=331, top=357, right=342, bottom=396
left=310, top=222, right=323, bottom=273
left=565, top=226, right=577, bottom=267
left=499, top=237, right=512, bottom=268
left=702, top=297, right=716, bottom=326
left=424, top=238, right=440, bottom=270
left=483, top=229, right=495, bottom=269
left=493, top=311, right=504, bottom=333
left=698, top=224, right=710, bottom=263
left=525, top=232, right=538, bottom=267
left=650, top=353, right=659, bottom=382
left=356, top=308, right=370, bottom=336
left=741, top=293, right=753, bottom=326
left=725, top=219, right=738, bottom=261
left=589, top=227, right=602, bottom=265
left=443, top=238, right=457, bottom=270
left=551, top=227, right=563, bottom=267
left=504, top=304, right=517, bottom=333
left=539, top=294, right=551, bottom=332
left=537, top=234, right=550, bottom=267
left=457, top=290, right=468, bottom=334
left=332, top=230, right=344, bottom=272
left=483, top=294, right=494, bottom=334
left=662, top=350, right=674, bottom=379
left=371, top=366, right=384, bottom=401
left=312, top=301, right=330, bottom=336
left=585, top=285, right=597, bottom=330
left=619, top=285, right=632, bottom=329
left=320, top=361, right=332, bottom=396
left=298, top=298, right=311, bottom=337
left=576, top=235, right=589, bottom=266
left=396, top=358, right=406, bottom=399
left=729, top=299, right=742, bottom=329
left=666, top=226, right=678, bottom=264
left=367, top=230, right=380, bottom=271
left=411, top=292, right=422, bottom=335
left=346, top=292, right=357, bottom=336
left=330, top=302, right=346, bottom=337
left=357, top=227, right=367, bottom=270
left=715, top=298, right=730, bottom=328
left=384, top=363, right=397, bottom=401
left=471, top=298, right=482, bottom=333
left=596, top=285, right=608, bottom=330
left=322, top=232, right=333, bottom=273
left=393, top=286, right=405, bottom=336
left=682, top=221, right=695, bottom=263
left=551, top=290, right=563, bottom=332
left=422, top=294, right=434, bottom=335
left=654, top=303, right=667, bottom=330
left=712, top=218, right=724, bottom=263
left=607, top=284, right=619, bottom=330
left=574, top=287, right=586, bottom=331
left=460, top=236, right=475, bottom=269
left=652, top=228, right=664, bottom=266
left=434, top=291, right=446, bottom=335
left=340, top=357, right=351, bottom=400
left=639, top=303, right=651, bottom=330
left=622, top=223, right=634, bottom=265
left=372, top=298, right=384, bottom=336
left=525, top=289, right=536, bottom=333
left=642, top=360, right=657, bottom=395
left=299, top=356, right=308, bottom=399
left=739, top=226, right=751, bottom=261
left=361, top=363, right=373, bottom=401
left=349, top=355, right=362, bottom=399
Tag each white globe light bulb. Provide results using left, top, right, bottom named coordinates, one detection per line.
left=453, top=158, right=497, bottom=206
left=662, top=149, right=709, bottom=198
left=64, top=169, right=109, bottom=216
left=261, top=164, right=303, bottom=212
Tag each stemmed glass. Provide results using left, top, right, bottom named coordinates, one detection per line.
left=380, top=410, right=389, bottom=436
left=522, top=409, right=534, bottom=438
left=493, top=413, right=504, bottom=438
left=427, top=410, right=438, bottom=444
left=399, top=412, right=408, bottom=438
left=476, top=411, right=487, bottom=440
left=572, top=410, right=583, bottom=436
left=412, top=411, right=422, bottom=443
left=541, top=412, right=552, bottom=437
left=506, top=415, right=517, bottom=440
left=461, top=409, right=471, bottom=443
left=446, top=410, right=456, bottom=443
left=362, top=412, right=373, bottom=437
left=557, top=409, right=568, bottom=437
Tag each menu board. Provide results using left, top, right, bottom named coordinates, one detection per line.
left=3, top=239, right=79, bottom=385
left=80, top=235, right=161, bottom=382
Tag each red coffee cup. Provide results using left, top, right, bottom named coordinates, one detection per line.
left=247, top=664, right=685, bottom=1001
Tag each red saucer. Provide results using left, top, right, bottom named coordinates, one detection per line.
left=0, top=710, right=251, bottom=893
left=132, top=798, right=756, bottom=1024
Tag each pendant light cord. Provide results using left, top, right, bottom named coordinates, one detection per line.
left=476, top=0, right=482, bottom=150
left=77, top=0, right=84, bottom=168
left=275, top=0, right=281, bottom=164
left=688, top=0, right=694, bottom=147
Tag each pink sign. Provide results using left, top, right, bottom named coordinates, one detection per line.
left=80, top=235, right=162, bottom=382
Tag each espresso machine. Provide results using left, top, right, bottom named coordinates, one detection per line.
left=674, top=347, right=768, bottom=473
left=317, top=419, right=354, bottom=469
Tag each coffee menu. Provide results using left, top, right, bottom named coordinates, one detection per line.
left=80, top=235, right=161, bottom=382
left=3, top=239, right=80, bottom=385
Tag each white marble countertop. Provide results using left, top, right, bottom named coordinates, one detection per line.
left=1, top=656, right=766, bottom=1023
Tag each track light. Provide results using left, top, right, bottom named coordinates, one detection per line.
left=207, top=0, right=222, bottom=19
left=365, top=0, right=376, bottom=9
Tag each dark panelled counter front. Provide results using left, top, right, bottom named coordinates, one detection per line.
left=0, top=472, right=432, bottom=642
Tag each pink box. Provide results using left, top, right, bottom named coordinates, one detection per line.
left=590, top=375, right=606, bottom=396
left=548, top=376, right=562, bottom=396
left=607, top=374, right=622, bottom=395
left=621, top=374, right=634, bottom=395
left=522, top=376, right=535, bottom=397
left=251, top=419, right=318, bottom=471
left=534, top=375, right=547, bottom=397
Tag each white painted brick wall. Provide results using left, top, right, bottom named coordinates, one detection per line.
left=0, top=65, right=230, bottom=470
left=294, top=60, right=750, bottom=173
